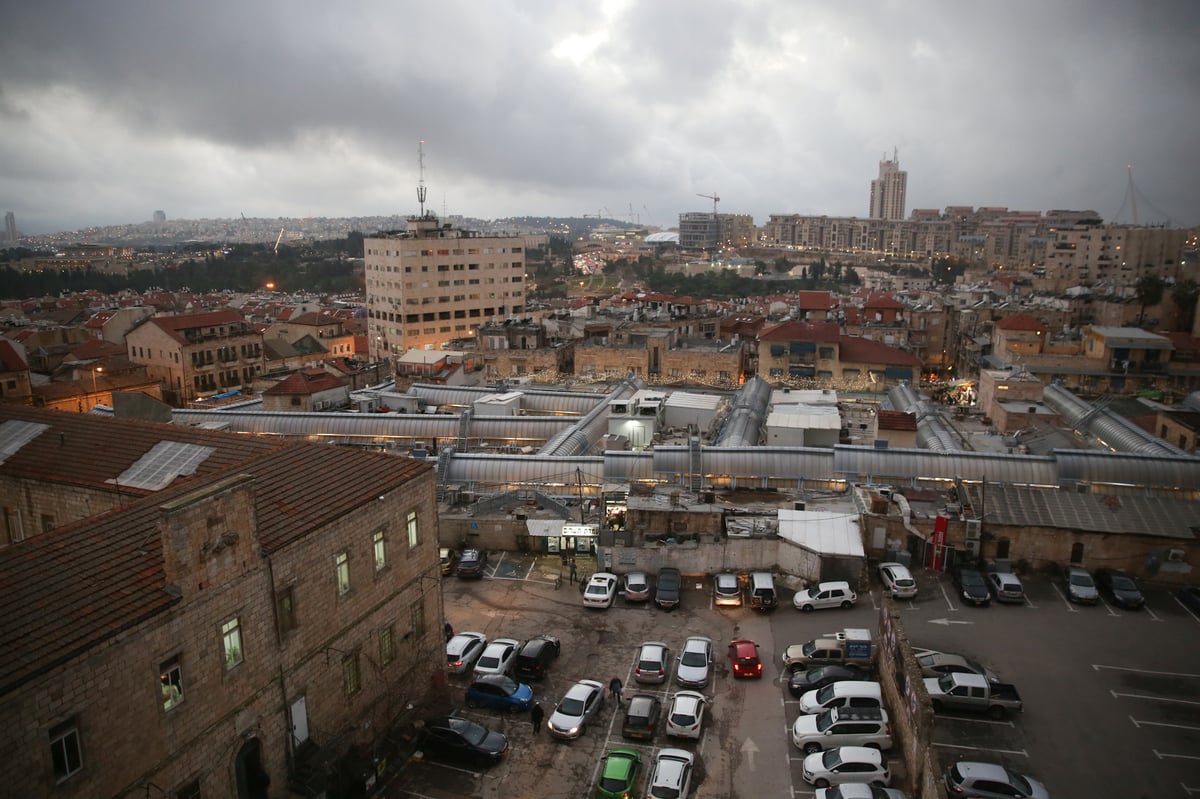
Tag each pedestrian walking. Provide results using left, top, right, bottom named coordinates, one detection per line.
left=569, top=559, right=578, bottom=584
left=608, top=676, right=623, bottom=706
left=530, top=702, right=545, bottom=735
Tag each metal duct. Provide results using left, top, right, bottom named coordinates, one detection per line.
left=408, top=383, right=607, bottom=415
left=1043, top=383, right=1187, bottom=456
left=888, top=381, right=962, bottom=452
left=714, top=375, right=772, bottom=447
left=539, top=379, right=642, bottom=456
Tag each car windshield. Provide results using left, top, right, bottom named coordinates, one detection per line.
left=1112, top=574, right=1137, bottom=590
left=586, top=583, right=608, bottom=596
left=627, top=577, right=647, bottom=591
left=815, top=683, right=835, bottom=703
left=451, top=718, right=487, bottom=746
left=894, top=577, right=915, bottom=586
left=478, top=655, right=498, bottom=668
left=1005, top=769, right=1032, bottom=794
left=639, top=657, right=662, bottom=670
left=558, top=697, right=584, bottom=716
left=681, top=648, right=707, bottom=667
left=659, top=572, right=680, bottom=589
left=1070, top=573, right=1093, bottom=587
left=962, top=571, right=984, bottom=586
left=802, top=641, right=817, bottom=656
left=815, top=711, right=835, bottom=732
left=671, top=709, right=695, bottom=724
left=492, top=677, right=516, bottom=693
left=821, top=749, right=844, bottom=768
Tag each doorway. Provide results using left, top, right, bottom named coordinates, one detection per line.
left=234, top=737, right=270, bottom=799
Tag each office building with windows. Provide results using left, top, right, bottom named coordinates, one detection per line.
left=869, top=153, right=908, bottom=221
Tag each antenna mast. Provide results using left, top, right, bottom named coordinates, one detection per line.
left=1127, top=164, right=1138, bottom=226
left=417, top=140, right=427, bottom=218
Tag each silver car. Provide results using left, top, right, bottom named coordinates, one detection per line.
left=648, top=748, right=695, bottom=799
left=676, top=636, right=713, bottom=688
left=944, top=761, right=1049, bottom=798
left=1065, top=566, right=1099, bottom=605
left=547, top=678, right=606, bottom=740
left=445, top=632, right=487, bottom=675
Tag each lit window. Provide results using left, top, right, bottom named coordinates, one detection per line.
left=160, top=656, right=184, bottom=711
left=373, top=530, right=387, bottom=572
left=222, top=617, right=243, bottom=669
left=343, top=653, right=361, bottom=696
left=406, top=511, right=419, bottom=549
left=336, top=550, right=350, bottom=595
left=380, top=626, right=396, bottom=664
left=49, top=720, right=82, bottom=782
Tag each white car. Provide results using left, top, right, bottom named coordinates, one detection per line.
left=793, top=581, right=858, bottom=611
left=791, top=707, right=893, bottom=754
left=665, top=690, right=707, bottom=739
left=676, top=636, right=714, bottom=688
left=816, top=784, right=910, bottom=799
left=472, top=637, right=520, bottom=679
left=582, top=572, right=619, bottom=609
left=648, top=748, right=695, bottom=799
left=634, top=641, right=671, bottom=684
left=803, top=746, right=891, bottom=788
left=878, top=563, right=917, bottom=599
left=547, top=678, right=606, bottom=740
left=445, top=632, right=487, bottom=675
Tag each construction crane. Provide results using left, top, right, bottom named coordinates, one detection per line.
left=697, top=192, right=720, bottom=216
left=274, top=226, right=285, bottom=254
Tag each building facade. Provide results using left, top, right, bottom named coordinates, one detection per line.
left=364, top=215, right=527, bottom=360
left=869, top=154, right=907, bottom=221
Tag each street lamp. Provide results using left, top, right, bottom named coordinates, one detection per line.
left=91, top=365, right=103, bottom=394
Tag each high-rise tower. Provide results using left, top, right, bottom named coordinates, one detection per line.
left=4, top=212, right=16, bottom=245
left=869, top=150, right=907, bottom=221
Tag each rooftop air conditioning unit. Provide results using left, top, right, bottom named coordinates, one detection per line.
left=965, top=519, right=982, bottom=540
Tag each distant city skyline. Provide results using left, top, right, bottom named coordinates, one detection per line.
left=1, top=1, right=1197, bottom=235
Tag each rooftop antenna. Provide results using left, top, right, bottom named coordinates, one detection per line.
left=417, top=140, right=427, bottom=218
left=1127, top=164, right=1138, bottom=226
left=893, top=146, right=898, bottom=163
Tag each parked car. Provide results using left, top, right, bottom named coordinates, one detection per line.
left=456, top=548, right=487, bottom=579
left=464, top=674, right=534, bottom=713
left=473, top=638, right=520, bottom=679
left=951, top=565, right=991, bottom=606
left=943, top=760, right=1049, bottom=798
left=788, top=665, right=868, bottom=698
left=915, top=651, right=999, bottom=684
left=583, top=572, right=619, bottom=609
left=791, top=707, right=893, bottom=754
left=713, top=572, right=743, bottom=606
left=748, top=571, right=778, bottom=610
left=595, top=748, right=642, bottom=799
left=446, top=632, right=488, bottom=675
left=512, top=634, right=560, bottom=681
left=621, top=694, right=662, bottom=741
left=438, top=547, right=457, bottom=575
left=925, top=673, right=1023, bottom=719
left=815, top=785, right=910, bottom=799
left=1180, top=585, right=1200, bottom=614
left=987, top=572, right=1025, bottom=604
left=547, top=679, right=606, bottom=740
left=728, top=639, right=763, bottom=678
left=418, top=715, right=508, bottom=766
left=634, top=641, right=671, bottom=684
left=1095, top=568, right=1144, bottom=609
left=622, top=571, right=651, bottom=603
left=793, top=581, right=858, bottom=611
left=655, top=567, right=682, bottom=610
left=647, top=748, right=695, bottom=799
left=802, top=746, right=891, bottom=788
left=1064, top=566, right=1099, bottom=604
left=878, top=563, right=917, bottom=599
left=665, top=690, right=707, bottom=739
left=676, top=636, right=714, bottom=688
left=797, top=681, right=884, bottom=715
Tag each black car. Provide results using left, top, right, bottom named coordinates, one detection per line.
left=621, top=694, right=662, bottom=741
left=456, top=548, right=487, bottom=579
left=655, top=567, right=682, bottom=610
left=952, top=565, right=991, bottom=606
left=1178, top=585, right=1200, bottom=614
left=787, top=665, right=867, bottom=698
left=419, top=715, right=508, bottom=766
left=1095, top=568, right=1144, bottom=609
left=512, top=634, right=561, bottom=681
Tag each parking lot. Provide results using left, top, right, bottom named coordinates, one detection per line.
left=389, top=554, right=1200, bottom=798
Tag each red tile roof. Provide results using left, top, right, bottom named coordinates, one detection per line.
left=146, top=310, right=248, bottom=345
left=865, top=292, right=904, bottom=310
left=837, top=336, right=922, bottom=366
left=0, top=437, right=431, bottom=696
left=264, top=369, right=349, bottom=395
left=69, top=339, right=126, bottom=360
left=1162, top=332, right=1200, bottom=353
left=796, top=291, right=834, bottom=311
left=877, top=410, right=918, bottom=431
left=0, top=340, right=27, bottom=371
left=759, top=321, right=841, bottom=342
left=994, top=313, right=1047, bottom=332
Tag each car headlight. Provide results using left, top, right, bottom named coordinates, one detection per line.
left=568, top=726, right=579, bottom=735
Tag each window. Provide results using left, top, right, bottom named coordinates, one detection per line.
left=342, top=653, right=361, bottom=696
left=380, top=625, right=396, bottom=664
left=407, top=511, right=419, bottom=549
left=336, top=550, right=351, bottom=595
left=49, top=720, right=82, bottom=781
left=276, top=586, right=296, bottom=633
left=221, top=617, right=243, bottom=669
left=410, top=597, right=426, bottom=639
left=160, top=656, right=184, bottom=711
left=175, top=778, right=202, bottom=799
left=373, top=530, right=387, bottom=572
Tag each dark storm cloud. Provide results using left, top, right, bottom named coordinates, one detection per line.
left=0, top=0, right=1197, bottom=233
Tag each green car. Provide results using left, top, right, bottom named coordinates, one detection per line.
left=595, top=747, right=642, bottom=799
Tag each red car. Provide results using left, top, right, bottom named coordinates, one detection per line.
left=728, top=639, right=763, bottom=679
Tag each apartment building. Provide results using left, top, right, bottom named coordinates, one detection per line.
left=364, top=214, right=527, bottom=360
left=869, top=153, right=907, bottom=221
left=1037, top=224, right=1195, bottom=292
left=126, top=309, right=265, bottom=405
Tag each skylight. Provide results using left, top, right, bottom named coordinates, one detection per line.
left=108, top=441, right=217, bottom=491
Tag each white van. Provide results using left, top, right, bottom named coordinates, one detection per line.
left=797, top=680, right=883, bottom=714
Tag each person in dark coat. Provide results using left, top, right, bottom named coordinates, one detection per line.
left=530, top=701, right=545, bottom=735
left=608, top=676, right=623, bottom=706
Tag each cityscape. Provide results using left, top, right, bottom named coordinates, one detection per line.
left=2, top=2, right=1200, bottom=799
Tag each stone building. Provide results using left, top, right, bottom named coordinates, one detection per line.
left=0, top=407, right=443, bottom=799
left=261, top=368, right=351, bottom=412
left=475, top=318, right=574, bottom=381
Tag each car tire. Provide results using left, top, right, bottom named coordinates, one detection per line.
left=804, top=743, right=822, bottom=754
left=466, top=698, right=479, bottom=709
left=988, top=705, right=1005, bottom=720
left=814, top=779, right=830, bottom=788
left=841, top=600, right=852, bottom=608
left=801, top=604, right=814, bottom=612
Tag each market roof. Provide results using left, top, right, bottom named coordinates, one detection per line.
left=963, top=483, right=1199, bottom=539
left=777, top=510, right=864, bottom=557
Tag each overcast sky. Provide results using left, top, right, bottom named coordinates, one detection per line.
left=2, top=0, right=1198, bottom=235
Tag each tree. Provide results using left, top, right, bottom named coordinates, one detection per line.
left=932, top=257, right=968, bottom=285
left=774, top=257, right=791, bottom=274
left=1172, top=279, right=1200, bottom=331
left=1134, top=275, right=1165, bottom=324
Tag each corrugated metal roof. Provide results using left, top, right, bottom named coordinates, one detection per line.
left=778, top=510, right=864, bottom=556
left=832, top=446, right=1057, bottom=485
left=664, top=392, right=723, bottom=410
left=766, top=406, right=841, bottom=430
left=653, top=446, right=835, bottom=480
left=409, top=383, right=606, bottom=415
left=1052, top=450, right=1200, bottom=489
left=604, top=451, right=655, bottom=482
left=444, top=454, right=605, bottom=487
left=964, top=483, right=1198, bottom=538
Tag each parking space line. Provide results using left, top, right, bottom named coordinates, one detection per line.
left=1181, top=783, right=1200, bottom=795
left=937, top=579, right=959, bottom=612
left=936, top=715, right=1014, bottom=727
left=935, top=741, right=1028, bottom=757
left=1094, top=664, right=1200, bottom=679
left=1156, top=750, right=1200, bottom=762
left=1099, top=597, right=1122, bottom=617
left=1112, top=690, right=1200, bottom=706
left=1050, top=582, right=1079, bottom=612
left=1132, top=716, right=1200, bottom=732
left=1172, top=595, right=1200, bottom=625
left=1146, top=606, right=1164, bottom=622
